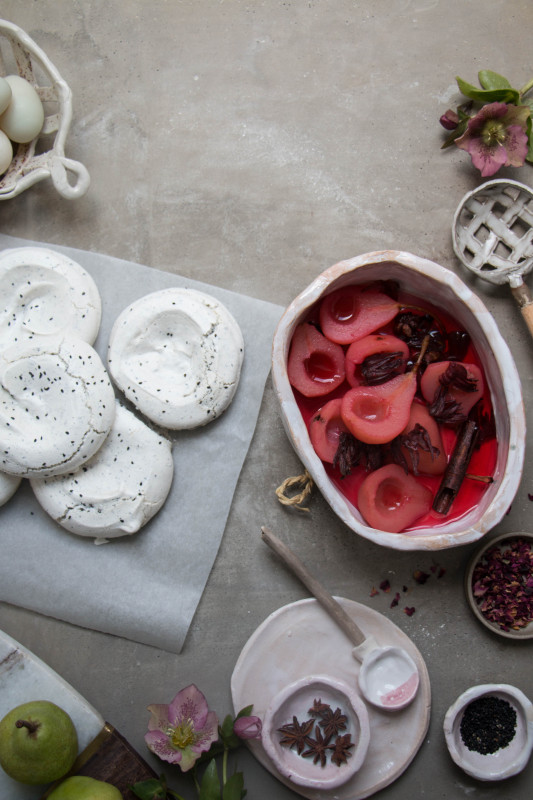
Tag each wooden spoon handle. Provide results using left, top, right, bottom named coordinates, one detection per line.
left=511, top=281, right=533, bottom=341
left=261, top=526, right=366, bottom=646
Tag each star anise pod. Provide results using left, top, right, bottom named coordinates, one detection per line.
left=329, top=733, right=355, bottom=767
left=308, top=698, right=331, bottom=717
left=278, top=716, right=314, bottom=754
left=302, top=725, right=332, bottom=767
left=318, top=706, right=348, bottom=738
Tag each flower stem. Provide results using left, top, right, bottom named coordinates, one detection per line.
left=519, top=77, right=533, bottom=98
left=193, top=765, right=200, bottom=797
left=222, top=746, right=228, bottom=786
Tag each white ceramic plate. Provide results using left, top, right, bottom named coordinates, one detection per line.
left=231, top=597, right=431, bottom=799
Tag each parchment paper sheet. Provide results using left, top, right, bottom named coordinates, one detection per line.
left=0, top=233, right=284, bottom=653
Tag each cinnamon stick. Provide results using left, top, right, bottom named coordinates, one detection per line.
left=432, top=419, right=479, bottom=515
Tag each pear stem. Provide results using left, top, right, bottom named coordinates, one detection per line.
left=413, top=334, right=430, bottom=372
left=15, top=719, right=40, bottom=736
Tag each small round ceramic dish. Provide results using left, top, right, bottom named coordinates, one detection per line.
left=271, top=250, right=525, bottom=551
left=464, top=531, right=533, bottom=640
left=261, top=675, right=370, bottom=791
left=0, top=19, right=89, bottom=199
left=444, top=683, right=533, bottom=781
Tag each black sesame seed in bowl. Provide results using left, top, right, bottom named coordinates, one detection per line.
left=443, top=684, right=533, bottom=781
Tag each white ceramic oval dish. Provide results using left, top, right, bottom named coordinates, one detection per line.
left=271, top=250, right=525, bottom=551
left=464, top=531, right=533, bottom=640
left=0, top=19, right=90, bottom=199
left=443, top=683, right=533, bottom=781
left=261, top=674, right=370, bottom=791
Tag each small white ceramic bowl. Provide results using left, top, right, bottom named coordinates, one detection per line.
left=444, top=684, right=533, bottom=781
left=465, top=531, right=533, bottom=640
left=261, top=675, right=370, bottom=791
left=271, top=250, right=525, bottom=551
left=0, top=19, right=90, bottom=199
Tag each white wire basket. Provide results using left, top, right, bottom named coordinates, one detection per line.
left=0, top=18, right=89, bottom=200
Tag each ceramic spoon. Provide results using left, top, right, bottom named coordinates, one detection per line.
left=452, top=178, right=533, bottom=339
left=261, top=526, right=419, bottom=711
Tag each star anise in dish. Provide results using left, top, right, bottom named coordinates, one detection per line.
left=301, top=725, right=332, bottom=767
left=318, top=706, right=348, bottom=739
left=329, top=733, right=355, bottom=766
left=278, top=716, right=314, bottom=754
left=308, top=698, right=330, bottom=717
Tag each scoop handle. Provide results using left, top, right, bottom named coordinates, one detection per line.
left=261, top=526, right=366, bottom=646
left=510, top=281, right=533, bottom=340
left=50, top=155, right=91, bottom=199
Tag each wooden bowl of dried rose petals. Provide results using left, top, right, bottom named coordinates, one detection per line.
left=465, top=532, right=533, bottom=639
left=261, top=674, right=370, bottom=790
left=272, top=250, right=525, bottom=550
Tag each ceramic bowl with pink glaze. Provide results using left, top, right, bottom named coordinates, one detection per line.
left=261, top=674, right=370, bottom=791
left=271, top=251, right=525, bottom=551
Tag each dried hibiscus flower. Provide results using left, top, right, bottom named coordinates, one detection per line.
left=429, top=362, right=479, bottom=424
left=360, top=351, right=406, bottom=385
left=333, top=432, right=383, bottom=477
left=398, top=423, right=440, bottom=475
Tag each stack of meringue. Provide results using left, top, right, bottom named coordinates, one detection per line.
left=0, top=247, right=244, bottom=544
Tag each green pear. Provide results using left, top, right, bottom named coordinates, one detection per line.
left=48, top=775, right=123, bottom=799
left=0, top=699, right=78, bottom=785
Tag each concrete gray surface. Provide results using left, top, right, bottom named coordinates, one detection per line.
left=1, top=1, right=532, bottom=798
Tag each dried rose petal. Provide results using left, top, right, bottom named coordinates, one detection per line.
left=471, top=537, right=533, bottom=631
left=390, top=592, right=400, bottom=608
left=404, top=607, right=416, bottom=616
left=380, top=579, right=391, bottom=592
left=413, top=569, right=430, bottom=584
left=369, top=586, right=379, bottom=597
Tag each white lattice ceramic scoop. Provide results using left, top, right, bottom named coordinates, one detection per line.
left=453, top=179, right=533, bottom=338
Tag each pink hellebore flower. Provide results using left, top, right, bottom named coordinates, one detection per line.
left=144, top=684, right=219, bottom=771
left=455, top=102, right=530, bottom=177
left=233, top=715, right=263, bottom=740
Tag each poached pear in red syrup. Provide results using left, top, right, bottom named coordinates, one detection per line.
left=287, top=283, right=497, bottom=534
